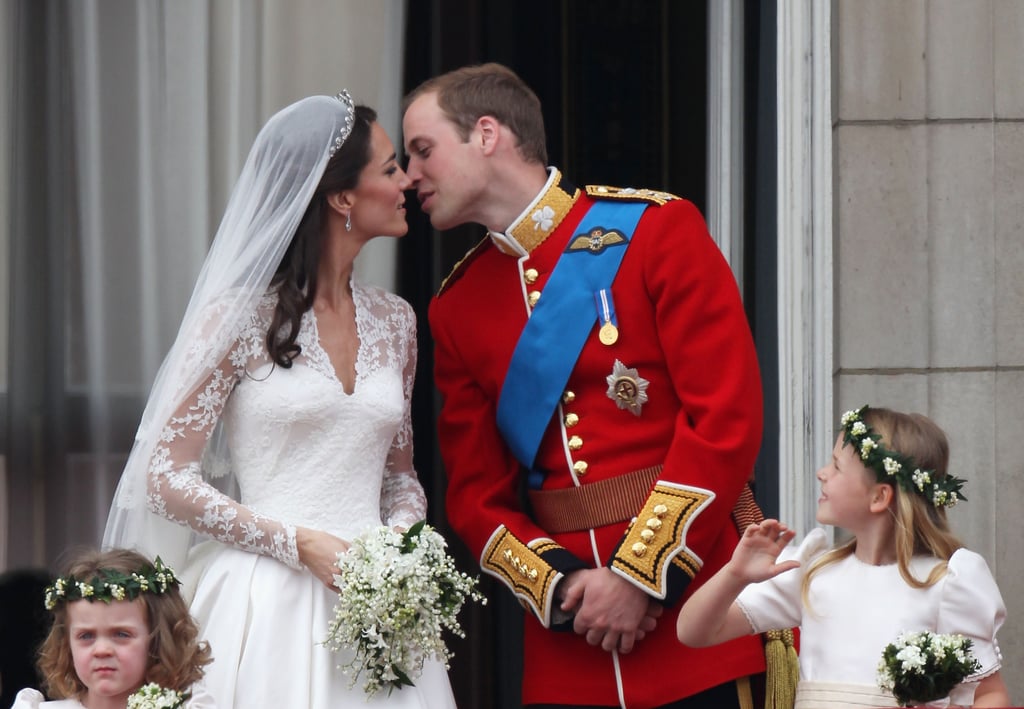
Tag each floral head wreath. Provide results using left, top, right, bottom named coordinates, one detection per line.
left=44, top=556, right=180, bottom=611
left=840, top=405, right=966, bottom=509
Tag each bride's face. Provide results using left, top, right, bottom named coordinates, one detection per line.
left=346, top=123, right=412, bottom=239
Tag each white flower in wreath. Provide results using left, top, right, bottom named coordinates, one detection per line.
left=882, top=457, right=902, bottom=476
left=912, top=468, right=931, bottom=491
left=531, top=205, right=555, bottom=231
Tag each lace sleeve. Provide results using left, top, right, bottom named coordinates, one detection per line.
left=145, top=317, right=300, bottom=569
left=380, top=301, right=427, bottom=529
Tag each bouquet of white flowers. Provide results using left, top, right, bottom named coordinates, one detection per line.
left=325, top=521, right=486, bottom=697
left=877, top=631, right=981, bottom=707
left=126, top=683, right=188, bottom=709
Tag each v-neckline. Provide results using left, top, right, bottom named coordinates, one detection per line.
left=309, top=283, right=362, bottom=396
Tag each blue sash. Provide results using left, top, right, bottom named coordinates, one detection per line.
left=496, top=200, right=647, bottom=483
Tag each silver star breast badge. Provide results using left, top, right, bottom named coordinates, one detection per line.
left=606, top=359, right=649, bottom=416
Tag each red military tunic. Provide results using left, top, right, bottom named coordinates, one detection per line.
left=430, top=169, right=766, bottom=707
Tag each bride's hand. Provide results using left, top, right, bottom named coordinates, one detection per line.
left=296, top=527, right=351, bottom=590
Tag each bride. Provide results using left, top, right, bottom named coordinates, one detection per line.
left=103, top=91, right=457, bottom=708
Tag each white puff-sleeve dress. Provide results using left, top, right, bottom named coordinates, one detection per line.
left=10, top=682, right=217, bottom=708
left=736, top=528, right=1005, bottom=708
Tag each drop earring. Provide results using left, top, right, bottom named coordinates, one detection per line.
left=345, top=212, right=352, bottom=232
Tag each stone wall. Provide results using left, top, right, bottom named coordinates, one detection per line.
left=833, top=0, right=1024, bottom=700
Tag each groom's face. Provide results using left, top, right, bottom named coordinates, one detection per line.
left=403, top=92, right=486, bottom=231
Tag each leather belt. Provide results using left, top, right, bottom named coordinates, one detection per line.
left=528, top=465, right=763, bottom=535
left=527, top=465, right=662, bottom=534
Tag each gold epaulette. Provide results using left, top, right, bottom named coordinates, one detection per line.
left=480, top=526, right=563, bottom=628
left=585, top=184, right=680, bottom=206
left=609, top=481, right=714, bottom=598
left=436, top=237, right=490, bottom=297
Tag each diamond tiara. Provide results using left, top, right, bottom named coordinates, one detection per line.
left=329, top=89, right=356, bottom=157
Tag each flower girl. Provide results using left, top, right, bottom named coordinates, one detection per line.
left=676, top=405, right=1010, bottom=707
left=10, top=549, right=215, bottom=709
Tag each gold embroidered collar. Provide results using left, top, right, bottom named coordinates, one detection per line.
left=489, top=169, right=580, bottom=256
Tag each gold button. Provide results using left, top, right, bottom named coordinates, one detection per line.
left=646, top=518, right=663, bottom=531
left=564, top=412, right=579, bottom=428
left=653, top=504, right=668, bottom=517
left=640, top=528, right=655, bottom=543
left=524, top=268, right=539, bottom=284
left=568, top=435, right=583, bottom=451
left=527, top=290, right=541, bottom=307
left=631, top=542, right=648, bottom=557
left=562, top=390, right=576, bottom=404
left=573, top=460, right=589, bottom=476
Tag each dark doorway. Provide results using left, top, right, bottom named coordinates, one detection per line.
left=397, top=2, right=776, bottom=706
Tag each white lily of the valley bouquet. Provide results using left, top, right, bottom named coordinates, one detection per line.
left=325, top=521, right=486, bottom=697
left=877, top=631, right=981, bottom=707
left=126, top=683, right=188, bottom=709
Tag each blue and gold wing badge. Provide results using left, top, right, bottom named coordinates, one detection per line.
left=567, top=226, right=628, bottom=255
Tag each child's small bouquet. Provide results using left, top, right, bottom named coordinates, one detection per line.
left=324, top=521, right=486, bottom=698
left=126, top=683, right=189, bottom=709
left=877, top=631, right=981, bottom=706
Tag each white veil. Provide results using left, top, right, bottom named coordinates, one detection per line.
left=103, top=93, right=355, bottom=571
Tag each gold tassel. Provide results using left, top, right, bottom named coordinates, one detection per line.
left=737, top=675, right=754, bottom=709
left=764, top=628, right=799, bottom=709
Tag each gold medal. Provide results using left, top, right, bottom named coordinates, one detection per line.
left=599, top=321, right=619, bottom=345
left=595, top=288, right=619, bottom=346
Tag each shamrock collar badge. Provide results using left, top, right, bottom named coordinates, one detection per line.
left=606, top=359, right=649, bottom=416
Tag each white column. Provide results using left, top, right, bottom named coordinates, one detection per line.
left=776, top=0, right=834, bottom=538
left=707, top=0, right=745, bottom=291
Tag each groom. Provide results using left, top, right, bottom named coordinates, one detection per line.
left=403, top=63, right=766, bottom=708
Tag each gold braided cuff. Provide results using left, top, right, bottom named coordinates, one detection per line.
left=480, top=526, right=564, bottom=628
left=610, top=482, right=715, bottom=598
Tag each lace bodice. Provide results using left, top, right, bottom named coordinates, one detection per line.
left=145, top=281, right=427, bottom=569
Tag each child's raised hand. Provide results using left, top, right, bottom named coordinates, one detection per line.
left=728, top=519, right=800, bottom=583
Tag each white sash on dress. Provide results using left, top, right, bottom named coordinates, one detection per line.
left=794, top=681, right=902, bottom=709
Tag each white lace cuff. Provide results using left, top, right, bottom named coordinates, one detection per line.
left=276, top=522, right=301, bottom=569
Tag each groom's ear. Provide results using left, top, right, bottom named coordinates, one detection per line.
left=475, top=115, right=500, bottom=155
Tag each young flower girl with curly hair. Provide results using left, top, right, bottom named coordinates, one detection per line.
left=677, top=405, right=1010, bottom=708
left=10, top=548, right=215, bottom=709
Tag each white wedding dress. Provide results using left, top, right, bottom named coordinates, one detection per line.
left=148, top=280, right=456, bottom=709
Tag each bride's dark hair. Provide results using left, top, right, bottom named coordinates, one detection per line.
left=266, top=104, right=378, bottom=367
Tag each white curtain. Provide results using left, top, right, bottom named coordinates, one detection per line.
left=2, top=0, right=406, bottom=571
